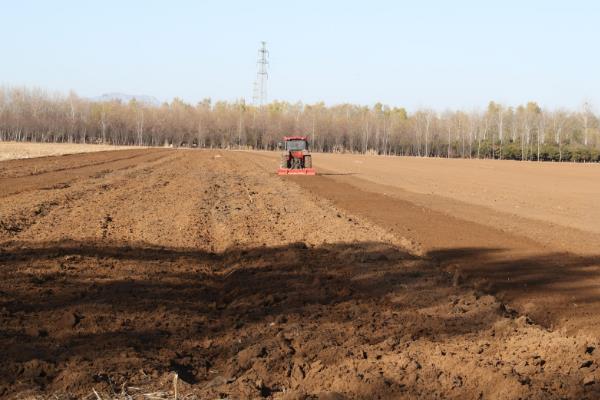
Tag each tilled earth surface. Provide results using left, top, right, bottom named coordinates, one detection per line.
left=1, top=149, right=600, bottom=399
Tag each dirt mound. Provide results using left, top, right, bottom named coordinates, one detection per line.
left=1, top=150, right=599, bottom=399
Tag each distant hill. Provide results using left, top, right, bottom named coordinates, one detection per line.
left=92, top=93, right=161, bottom=106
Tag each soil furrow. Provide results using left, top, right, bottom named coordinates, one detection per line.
left=0, top=148, right=157, bottom=179
left=0, top=151, right=184, bottom=242
left=0, top=149, right=170, bottom=197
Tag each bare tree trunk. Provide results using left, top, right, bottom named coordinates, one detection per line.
left=136, top=109, right=144, bottom=146
left=424, top=112, right=431, bottom=157
left=537, top=114, right=544, bottom=162
left=364, top=118, right=369, bottom=154
left=101, top=108, right=107, bottom=144
left=477, top=127, right=481, bottom=159
left=447, top=125, right=451, bottom=158
left=498, top=108, right=503, bottom=159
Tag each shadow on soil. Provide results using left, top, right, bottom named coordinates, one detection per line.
left=1, top=240, right=599, bottom=396
left=428, top=247, right=600, bottom=307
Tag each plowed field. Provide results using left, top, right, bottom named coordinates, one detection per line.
left=1, top=149, right=600, bottom=399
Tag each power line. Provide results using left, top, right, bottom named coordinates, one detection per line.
left=252, top=41, right=268, bottom=106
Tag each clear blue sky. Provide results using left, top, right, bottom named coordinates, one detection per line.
left=1, top=0, right=599, bottom=111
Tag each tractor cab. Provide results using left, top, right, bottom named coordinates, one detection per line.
left=284, top=138, right=308, bottom=151
left=277, top=136, right=316, bottom=175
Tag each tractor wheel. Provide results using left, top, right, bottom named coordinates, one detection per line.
left=304, top=155, right=312, bottom=168
left=280, top=156, right=288, bottom=168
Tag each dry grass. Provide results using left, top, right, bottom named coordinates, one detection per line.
left=0, top=141, right=137, bottom=161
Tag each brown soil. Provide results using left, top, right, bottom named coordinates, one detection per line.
left=0, top=142, right=136, bottom=162
left=1, top=149, right=600, bottom=399
left=285, top=152, right=600, bottom=237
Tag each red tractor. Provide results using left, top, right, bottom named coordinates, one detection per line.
left=277, top=136, right=316, bottom=175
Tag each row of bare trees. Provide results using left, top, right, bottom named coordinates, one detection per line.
left=1, top=86, right=599, bottom=161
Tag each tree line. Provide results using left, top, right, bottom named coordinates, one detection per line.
left=1, top=86, right=599, bottom=162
